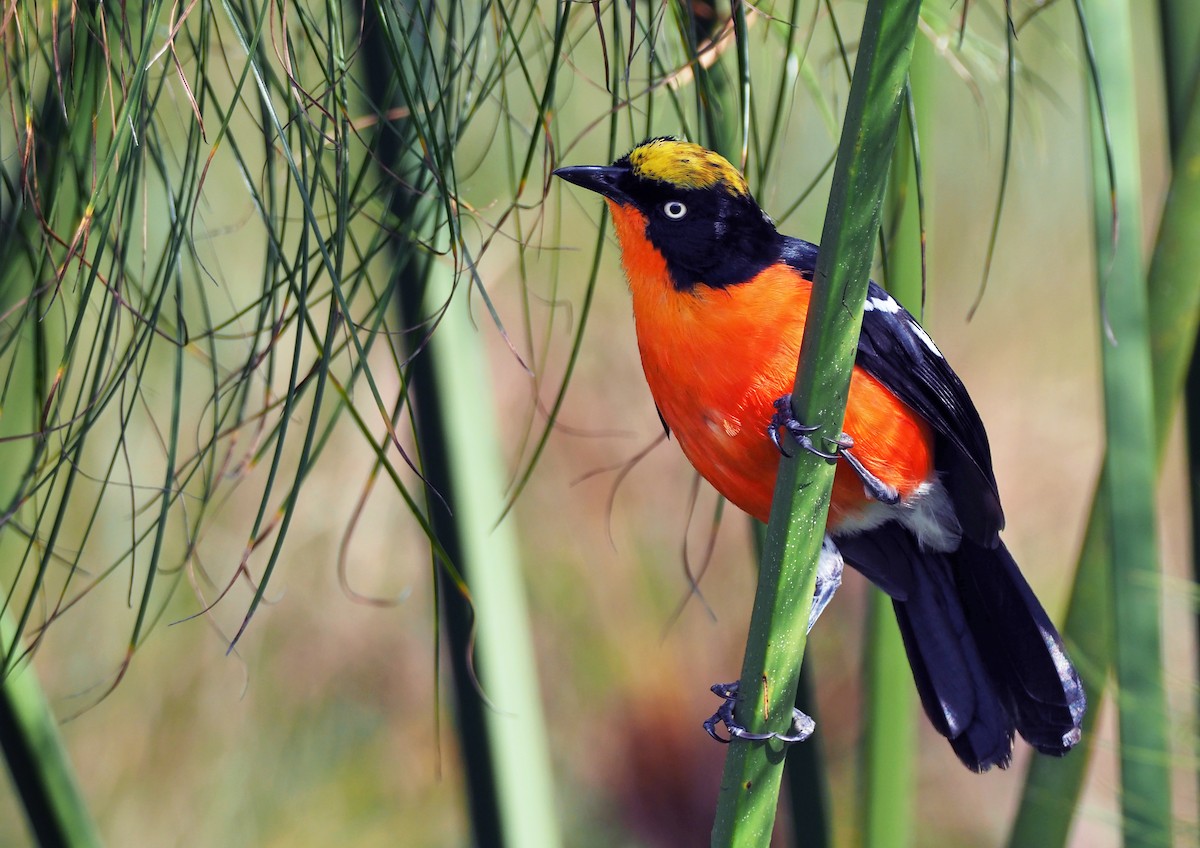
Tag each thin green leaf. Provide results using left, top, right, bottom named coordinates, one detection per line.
left=966, top=0, right=1015, bottom=320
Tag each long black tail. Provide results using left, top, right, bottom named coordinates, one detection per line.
left=837, top=526, right=1086, bottom=771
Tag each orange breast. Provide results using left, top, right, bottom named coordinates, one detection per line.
left=608, top=201, right=934, bottom=527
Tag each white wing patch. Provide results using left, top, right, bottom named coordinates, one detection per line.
left=863, top=294, right=902, bottom=314
left=907, top=319, right=944, bottom=358
left=862, top=292, right=944, bottom=358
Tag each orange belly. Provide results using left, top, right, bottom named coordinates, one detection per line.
left=657, top=364, right=934, bottom=526
left=623, top=255, right=932, bottom=526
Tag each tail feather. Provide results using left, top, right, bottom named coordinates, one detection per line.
left=953, top=538, right=1086, bottom=755
left=891, top=561, right=1015, bottom=770
left=837, top=525, right=1085, bottom=771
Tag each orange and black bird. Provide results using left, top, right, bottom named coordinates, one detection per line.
left=555, top=137, right=1085, bottom=771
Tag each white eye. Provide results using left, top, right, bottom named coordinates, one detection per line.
left=663, top=200, right=687, bottom=219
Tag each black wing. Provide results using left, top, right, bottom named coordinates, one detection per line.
left=780, top=236, right=1003, bottom=545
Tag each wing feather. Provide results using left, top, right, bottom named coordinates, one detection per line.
left=780, top=236, right=1003, bottom=544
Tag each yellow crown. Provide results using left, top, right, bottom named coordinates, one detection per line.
left=626, top=138, right=749, bottom=197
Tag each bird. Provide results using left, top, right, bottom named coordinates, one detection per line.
left=554, top=136, right=1086, bottom=771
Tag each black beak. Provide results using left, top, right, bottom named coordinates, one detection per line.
left=553, top=164, right=631, bottom=203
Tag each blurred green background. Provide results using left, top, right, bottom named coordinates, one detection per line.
left=0, top=0, right=1195, bottom=845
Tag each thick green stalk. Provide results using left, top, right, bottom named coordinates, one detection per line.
left=389, top=222, right=560, bottom=846
left=1009, top=90, right=1200, bottom=845
left=1010, top=5, right=1200, bottom=843
left=1159, top=0, right=1200, bottom=146
left=414, top=264, right=561, bottom=848
left=360, top=2, right=560, bottom=843
left=1086, top=0, right=1171, bottom=844
left=751, top=522, right=832, bottom=848
left=1152, top=6, right=1200, bottom=404
left=780, top=661, right=831, bottom=847
left=859, top=594, right=912, bottom=845
left=710, top=0, right=922, bottom=842
left=859, top=39, right=932, bottom=848
left=1158, top=0, right=1200, bottom=825
left=0, top=609, right=102, bottom=848
left=709, top=12, right=831, bottom=846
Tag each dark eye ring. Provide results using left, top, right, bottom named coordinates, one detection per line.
left=663, top=201, right=687, bottom=220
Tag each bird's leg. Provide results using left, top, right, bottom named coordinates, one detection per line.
left=838, top=447, right=901, bottom=505
left=769, top=393, right=901, bottom=505
left=703, top=682, right=815, bottom=745
left=809, top=536, right=844, bottom=633
left=702, top=539, right=836, bottom=746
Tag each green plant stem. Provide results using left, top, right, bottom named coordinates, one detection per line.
left=1088, top=1, right=1169, bottom=844
left=859, top=38, right=932, bottom=848
left=388, top=207, right=560, bottom=848
left=360, top=1, right=560, bottom=842
left=415, top=265, right=561, bottom=848
left=710, top=0, right=921, bottom=841
left=860, top=593, right=912, bottom=846
left=1158, top=0, right=1200, bottom=824
left=1151, top=21, right=1200, bottom=410
left=781, top=661, right=831, bottom=847
left=0, top=607, right=102, bottom=847
left=751, top=522, right=831, bottom=848
left=1159, top=0, right=1200, bottom=146
left=1009, top=6, right=1200, bottom=843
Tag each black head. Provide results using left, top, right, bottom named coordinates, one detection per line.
left=555, top=138, right=782, bottom=289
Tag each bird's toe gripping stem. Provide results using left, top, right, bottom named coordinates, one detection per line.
left=703, top=682, right=815, bottom=745
left=768, top=395, right=853, bottom=461
left=768, top=394, right=901, bottom=505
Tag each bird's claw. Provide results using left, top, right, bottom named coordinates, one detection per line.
left=703, top=681, right=815, bottom=745
left=768, top=395, right=851, bottom=461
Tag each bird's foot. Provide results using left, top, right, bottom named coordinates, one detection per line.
left=768, top=394, right=901, bottom=505
left=703, top=682, right=815, bottom=745
left=768, top=394, right=851, bottom=461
